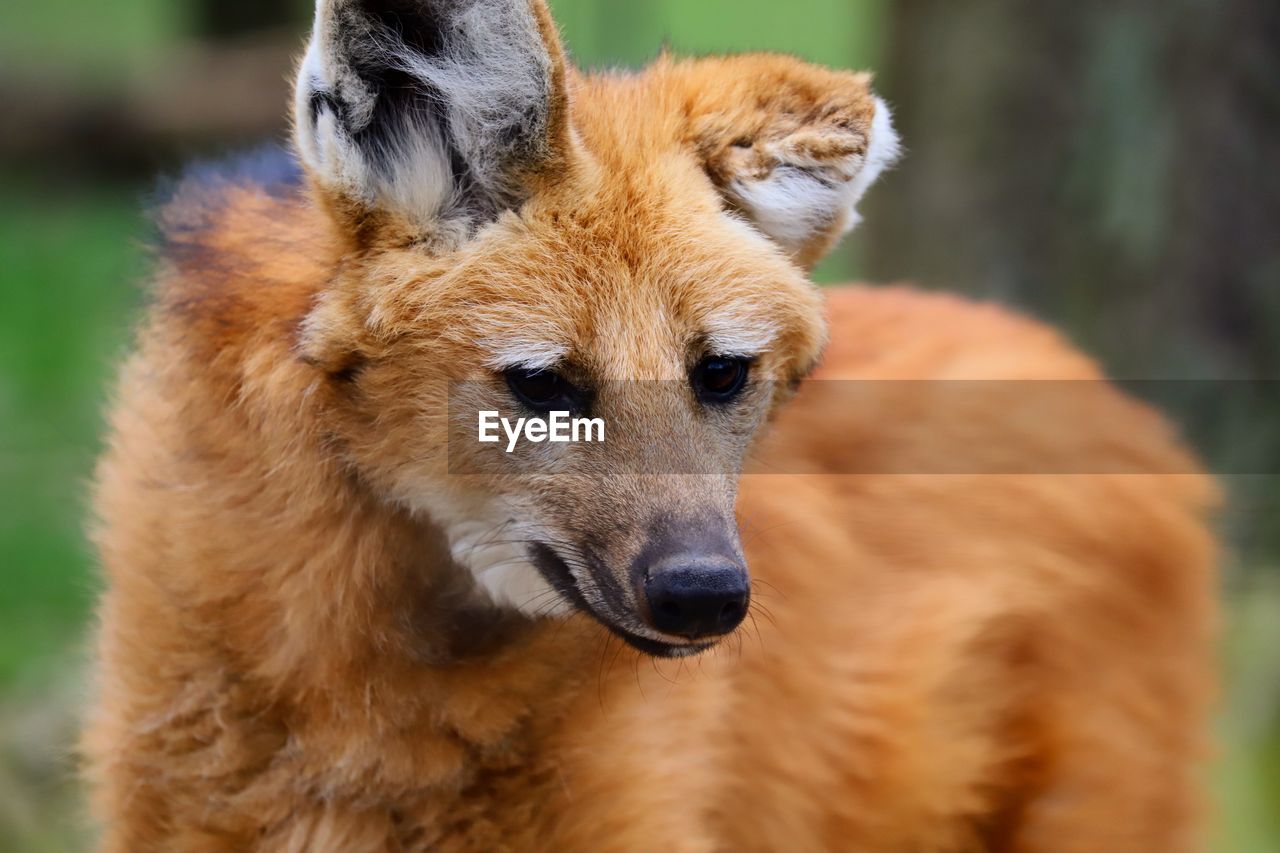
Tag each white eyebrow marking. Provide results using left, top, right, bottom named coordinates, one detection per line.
left=479, top=337, right=569, bottom=372
left=703, top=307, right=781, bottom=358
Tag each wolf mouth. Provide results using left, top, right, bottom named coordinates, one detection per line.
left=527, top=543, right=715, bottom=659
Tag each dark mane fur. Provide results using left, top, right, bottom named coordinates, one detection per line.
left=145, top=145, right=325, bottom=349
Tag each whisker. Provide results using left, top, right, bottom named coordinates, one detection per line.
left=603, top=631, right=628, bottom=698
left=596, top=630, right=616, bottom=713
left=650, top=655, right=679, bottom=686
left=632, top=652, right=646, bottom=699
left=746, top=610, right=768, bottom=656
left=752, top=578, right=789, bottom=601
left=750, top=599, right=779, bottom=630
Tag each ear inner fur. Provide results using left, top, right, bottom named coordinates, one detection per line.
left=293, top=0, right=575, bottom=244
left=666, top=54, right=901, bottom=267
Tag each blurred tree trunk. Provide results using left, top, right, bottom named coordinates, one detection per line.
left=866, top=0, right=1280, bottom=379
left=193, top=0, right=303, bottom=40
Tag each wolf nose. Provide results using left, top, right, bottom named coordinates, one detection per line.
left=643, top=560, right=750, bottom=639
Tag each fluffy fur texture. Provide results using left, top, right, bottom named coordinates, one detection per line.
left=295, top=0, right=570, bottom=242
left=84, top=1, right=1218, bottom=850
left=720, top=94, right=898, bottom=259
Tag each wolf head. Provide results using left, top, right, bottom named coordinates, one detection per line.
left=292, top=0, right=899, bottom=656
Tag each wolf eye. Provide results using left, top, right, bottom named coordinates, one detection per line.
left=505, top=367, right=579, bottom=412
left=692, top=356, right=750, bottom=404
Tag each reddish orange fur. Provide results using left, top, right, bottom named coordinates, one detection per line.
left=84, top=18, right=1217, bottom=853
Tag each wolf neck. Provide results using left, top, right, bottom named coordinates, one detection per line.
left=160, top=377, right=593, bottom=771
left=217, top=454, right=594, bottom=782
left=248, top=445, right=586, bottom=679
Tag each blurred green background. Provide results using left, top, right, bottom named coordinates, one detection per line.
left=0, top=0, right=1276, bottom=849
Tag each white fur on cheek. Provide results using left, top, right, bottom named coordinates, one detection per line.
left=419, top=502, right=570, bottom=614
left=441, top=515, right=574, bottom=617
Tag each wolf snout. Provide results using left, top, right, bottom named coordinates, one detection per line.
left=642, top=557, right=750, bottom=639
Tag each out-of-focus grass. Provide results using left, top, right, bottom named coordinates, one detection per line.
left=0, top=183, right=144, bottom=689
left=1214, top=574, right=1280, bottom=853
left=551, top=0, right=886, bottom=70
left=0, top=182, right=145, bottom=851
left=0, top=654, right=89, bottom=853
left=0, top=0, right=181, bottom=77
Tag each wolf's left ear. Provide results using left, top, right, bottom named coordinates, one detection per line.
left=294, top=0, right=571, bottom=242
left=677, top=56, right=901, bottom=268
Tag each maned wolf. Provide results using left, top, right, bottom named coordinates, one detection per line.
left=83, top=0, right=1218, bottom=849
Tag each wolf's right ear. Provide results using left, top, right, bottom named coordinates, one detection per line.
left=294, top=0, right=571, bottom=243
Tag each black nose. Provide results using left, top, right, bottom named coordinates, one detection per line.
left=643, top=559, right=750, bottom=639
